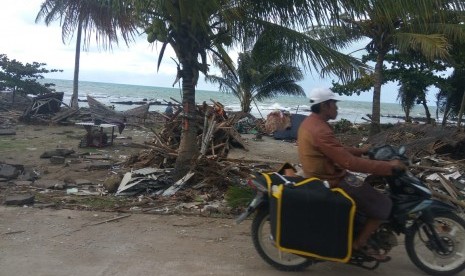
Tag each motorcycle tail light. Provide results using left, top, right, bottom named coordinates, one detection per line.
left=247, top=179, right=257, bottom=189
left=247, top=179, right=268, bottom=193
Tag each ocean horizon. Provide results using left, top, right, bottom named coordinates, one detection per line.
left=42, top=78, right=438, bottom=124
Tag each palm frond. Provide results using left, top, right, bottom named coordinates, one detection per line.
left=36, top=0, right=138, bottom=49
left=393, top=32, right=450, bottom=60
left=250, top=21, right=369, bottom=82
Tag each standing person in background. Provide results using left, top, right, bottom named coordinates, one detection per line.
left=165, top=102, right=173, bottom=118
left=297, top=88, right=406, bottom=261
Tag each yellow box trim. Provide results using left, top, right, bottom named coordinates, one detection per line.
left=272, top=181, right=356, bottom=263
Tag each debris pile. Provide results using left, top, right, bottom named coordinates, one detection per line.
left=0, top=92, right=167, bottom=126
left=125, top=100, right=263, bottom=169
left=264, top=110, right=291, bottom=134
left=0, top=96, right=271, bottom=214
left=116, top=168, right=174, bottom=196
left=5, top=92, right=465, bottom=216
left=367, top=123, right=465, bottom=159
left=411, top=156, right=465, bottom=211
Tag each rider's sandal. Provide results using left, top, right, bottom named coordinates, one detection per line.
left=354, top=246, right=391, bottom=263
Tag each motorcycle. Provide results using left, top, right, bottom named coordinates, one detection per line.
left=236, top=145, right=465, bottom=275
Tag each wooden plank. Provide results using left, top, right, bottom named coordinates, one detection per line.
left=410, top=165, right=451, bottom=173
left=431, top=190, right=465, bottom=209
left=52, top=108, right=79, bottom=122
left=200, top=119, right=216, bottom=155
left=87, top=95, right=125, bottom=125
left=226, top=127, right=249, bottom=151
left=438, top=173, right=460, bottom=199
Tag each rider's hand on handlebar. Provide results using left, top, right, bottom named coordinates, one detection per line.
left=389, top=160, right=407, bottom=175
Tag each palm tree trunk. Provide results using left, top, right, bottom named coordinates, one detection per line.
left=243, top=93, right=252, bottom=113
left=442, top=102, right=451, bottom=126
left=70, top=19, right=82, bottom=109
left=370, top=52, right=385, bottom=134
left=457, top=89, right=465, bottom=129
left=174, top=63, right=199, bottom=179
left=405, top=108, right=411, bottom=123
left=12, top=86, right=16, bottom=104
left=420, top=98, right=432, bottom=124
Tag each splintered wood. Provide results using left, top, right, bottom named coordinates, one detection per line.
left=129, top=101, right=253, bottom=169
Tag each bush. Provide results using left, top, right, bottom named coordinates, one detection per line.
left=0, top=54, right=62, bottom=95
left=334, top=118, right=353, bottom=133
left=225, top=184, right=254, bottom=209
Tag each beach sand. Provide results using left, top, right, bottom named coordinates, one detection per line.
left=0, top=123, right=302, bottom=190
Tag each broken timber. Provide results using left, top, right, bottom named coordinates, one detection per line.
left=219, top=126, right=249, bottom=151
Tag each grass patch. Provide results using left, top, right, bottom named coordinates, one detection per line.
left=0, top=138, right=35, bottom=152
left=225, top=185, right=255, bottom=209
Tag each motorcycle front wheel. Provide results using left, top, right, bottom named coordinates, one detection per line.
left=405, top=211, right=465, bottom=276
left=251, top=208, right=313, bottom=271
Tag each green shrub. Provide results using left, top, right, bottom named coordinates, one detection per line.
left=334, top=118, right=353, bottom=133
left=225, top=184, right=255, bottom=209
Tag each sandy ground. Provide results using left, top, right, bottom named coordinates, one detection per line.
left=0, top=206, right=431, bottom=276
left=0, top=124, right=299, bottom=179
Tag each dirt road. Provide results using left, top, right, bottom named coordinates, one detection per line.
left=0, top=206, right=439, bottom=276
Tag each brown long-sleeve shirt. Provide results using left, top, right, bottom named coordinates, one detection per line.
left=297, top=113, right=393, bottom=187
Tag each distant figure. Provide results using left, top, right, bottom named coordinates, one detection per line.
left=165, top=102, right=173, bottom=117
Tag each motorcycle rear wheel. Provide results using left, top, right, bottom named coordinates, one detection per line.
left=405, top=211, right=465, bottom=276
left=251, top=208, right=313, bottom=271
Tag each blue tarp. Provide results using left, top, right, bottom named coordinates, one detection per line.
left=273, top=114, right=307, bottom=140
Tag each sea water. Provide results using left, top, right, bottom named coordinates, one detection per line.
left=44, top=78, right=438, bottom=124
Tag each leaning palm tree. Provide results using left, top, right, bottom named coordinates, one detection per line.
left=391, top=59, right=440, bottom=124
left=206, top=51, right=305, bottom=113
left=397, top=83, right=419, bottom=123
left=135, top=0, right=371, bottom=178
left=310, top=0, right=465, bottom=133
left=438, top=68, right=465, bottom=126
left=35, top=0, right=137, bottom=108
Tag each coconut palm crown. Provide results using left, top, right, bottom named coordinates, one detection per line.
left=35, top=0, right=138, bottom=108
left=206, top=50, right=305, bottom=113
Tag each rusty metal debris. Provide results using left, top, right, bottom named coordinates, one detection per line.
left=116, top=167, right=174, bottom=196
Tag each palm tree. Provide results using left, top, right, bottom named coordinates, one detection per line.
left=35, top=0, right=137, bottom=108
left=206, top=50, right=305, bottom=113
left=310, top=0, right=465, bottom=134
left=438, top=69, right=465, bottom=126
left=135, top=0, right=371, bottom=178
left=386, top=50, right=446, bottom=124
left=397, top=82, right=421, bottom=123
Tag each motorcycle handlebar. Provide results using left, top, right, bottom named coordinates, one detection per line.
left=392, top=166, right=406, bottom=176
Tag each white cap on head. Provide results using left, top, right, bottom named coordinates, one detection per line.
left=309, top=88, right=339, bottom=105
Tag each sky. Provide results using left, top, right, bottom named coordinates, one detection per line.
left=0, top=0, right=433, bottom=104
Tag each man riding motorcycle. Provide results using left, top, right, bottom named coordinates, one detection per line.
left=297, top=88, right=406, bottom=261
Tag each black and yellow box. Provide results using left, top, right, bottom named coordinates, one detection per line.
left=264, top=172, right=356, bottom=263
